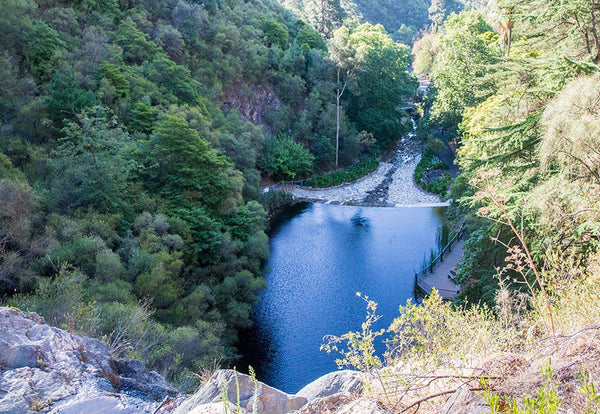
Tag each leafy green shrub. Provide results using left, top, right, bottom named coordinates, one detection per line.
left=483, top=365, right=563, bottom=414
left=426, top=172, right=452, bottom=196
left=305, top=156, right=379, bottom=187
left=258, top=133, right=314, bottom=180
left=259, top=190, right=296, bottom=215
left=414, top=145, right=451, bottom=197
left=11, top=266, right=99, bottom=335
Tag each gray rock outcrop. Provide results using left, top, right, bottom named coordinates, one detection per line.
left=296, top=370, right=363, bottom=401
left=441, top=386, right=491, bottom=414
left=0, top=307, right=177, bottom=413
left=335, top=398, right=388, bottom=414
left=0, top=306, right=377, bottom=413
left=174, top=369, right=307, bottom=414
left=175, top=369, right=367, bottom=414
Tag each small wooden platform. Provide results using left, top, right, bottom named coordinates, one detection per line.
left=416, top=239, right=464, bottom=300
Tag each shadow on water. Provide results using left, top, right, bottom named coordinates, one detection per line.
left=350, top=209, right=370, bottom=227
left=238, top=202, right=446, bottom=394
left=268, top=202, right=311, bottom=236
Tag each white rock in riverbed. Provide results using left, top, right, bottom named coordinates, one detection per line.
left=289, top=131, right=445, bottom=207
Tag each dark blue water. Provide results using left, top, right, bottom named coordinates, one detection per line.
left=241, top=202, right=445, bottom=394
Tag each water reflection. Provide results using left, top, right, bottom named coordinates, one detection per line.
left=240, top=203, right=446, bottom=394
left=351, top=209, right=370, bottom=227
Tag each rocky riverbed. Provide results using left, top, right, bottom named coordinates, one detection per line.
left=290, top=134, right=448, bottom=207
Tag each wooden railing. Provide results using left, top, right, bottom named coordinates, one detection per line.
left=415, top=279, right=457, bottom=300
left=415, top=223, right=464, bottom=283
left=261, top=180, right=306, bottom=193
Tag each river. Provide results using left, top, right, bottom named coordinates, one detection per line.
left=240, top=201, right=446, bottom=394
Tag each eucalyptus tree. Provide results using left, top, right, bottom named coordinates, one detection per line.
left=412, top=32, right=439, bottom=74
left=303, top=0, right=345, bottom=38
left=429, top=11, right=497, bottom=130
left=329, top=26, right=355, bottom=167
left=519, top=0, right=600, bottom=63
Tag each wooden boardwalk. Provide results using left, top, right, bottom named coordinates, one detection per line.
left=416, top=239, right=464, bottom=300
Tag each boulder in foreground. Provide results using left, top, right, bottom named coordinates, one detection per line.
left=174, top=369, right=307, bottom=414
left=0, top=307, right=177, bottom=413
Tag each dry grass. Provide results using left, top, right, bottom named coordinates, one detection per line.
left=354, top=250, right=600, bottom=413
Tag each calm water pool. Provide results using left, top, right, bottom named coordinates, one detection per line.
left=240, top=202, right=446, bottom=393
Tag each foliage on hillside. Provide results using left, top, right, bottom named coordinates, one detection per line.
left=326, top=276, right=600, bottom=412
left=0, top=0, right=415, bottom=390
left=413, top=0, right=600, bottom=305
left=305, top=155, right=378, bottom=187
left=279, top=0, right=466, bottom=44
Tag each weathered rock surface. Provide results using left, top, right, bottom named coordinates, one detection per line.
left=0, top=307, right=177, bottom=413
left=295, top=393, right=356, bottom=414
left=174, top=369, right=368, bottom=414
left=296, top=370, right=363, bottom=401
left=334, top=398, right=387, bottom=414
left=220, top=84, right=281, bottom=127
left=174, top=369, right=307, bottom=414
left=185, top=401, right=245, bottom=414
left=441, top=386, right=491, bottom=414
left=0, top=307, right=378, bottom=413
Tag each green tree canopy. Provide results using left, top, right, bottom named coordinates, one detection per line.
left=259, top=133, right=314, bottom=180
left=143, top=114, right=243, bottom=214
left=345, top=23, right=417, bottom=147
left=430, top=11, right=497, bottom=130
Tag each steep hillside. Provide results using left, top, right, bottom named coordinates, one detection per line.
left=0, top=0, right=416, bottom=391
left=278, top=0, right=465, bottom=44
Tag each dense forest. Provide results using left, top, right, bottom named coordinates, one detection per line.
left=414, top=0, right=600, bottom=306
left=278, top=0, right=465, bottom=44
left=4, top=0, right=599, bottom=406
left=0, top=0, right=424, bottom=389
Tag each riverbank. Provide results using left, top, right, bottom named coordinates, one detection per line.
left=290, top=137, right=448, bottom=207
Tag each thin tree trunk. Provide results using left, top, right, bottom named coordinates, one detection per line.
left=336, top=68, right=340, bottom=168
left=589, top=0, right=600, bottom=63
left=506, top=26, right=512, bottom=57
left=321, top=0, right=326, bottom=36
left=335, top=67, right=347, bottom=168
left=574, top=14, right=592, bottom=56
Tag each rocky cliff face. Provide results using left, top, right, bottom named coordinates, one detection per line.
left=0, top=306, right=378, bottom=413
left=220, top=84, right=281, bottom=128
left=0, top=307, right=177, bottom=413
